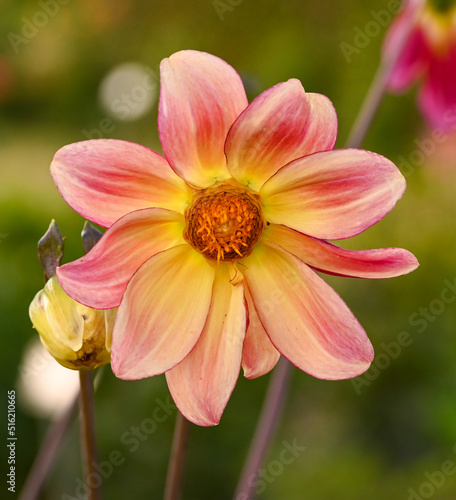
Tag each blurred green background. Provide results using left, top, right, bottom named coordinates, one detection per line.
left=2, top=0, right=456, bottom=498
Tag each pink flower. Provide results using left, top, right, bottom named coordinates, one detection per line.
left=51, top=50, right=418, bottom=426
left=385, top=0, right=456, bottom=130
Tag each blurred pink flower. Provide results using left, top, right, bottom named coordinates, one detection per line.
left=50, top=50, right=418, bottom=426
left=385, top=0, right=456, bottom=130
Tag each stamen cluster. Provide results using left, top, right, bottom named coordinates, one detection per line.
left=184, top=183, right=264, bottom=262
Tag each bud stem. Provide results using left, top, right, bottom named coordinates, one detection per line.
left=163, top=411, right=191, bottom=500
left=79, top=371, right=102, bottom=500
left=233, top=357, right=292, bottom=500
left=18, top=394, right=78, bottom=500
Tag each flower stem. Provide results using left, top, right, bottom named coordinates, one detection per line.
left=79, top=370, right=102, bottom=500
left=234, top=357, right=293, bottom=500
left=346, top=0, right=425, bottom=148
left=19, top=394, right=78, bottom=500
left=164, top=410, right=191, bottom=500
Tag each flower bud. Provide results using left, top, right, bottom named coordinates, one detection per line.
left=37, top=220, right=64, bottom=281
left=81, top=221, right=103, bottom=254
left=29, top=276, right=115, bottom=370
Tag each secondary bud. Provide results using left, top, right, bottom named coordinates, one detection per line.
left=37, top=219, right=64, bottom=280
left=81, top=221, right=103, bottom=254
left=29, top=276, right=115, bottom=370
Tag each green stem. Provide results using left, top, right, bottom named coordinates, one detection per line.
left=163, top=411, right=191, bottom=500
left=233, top=357, right=293, bottom=500
left=79, top=370, right=102, bottom=500
left=18, top=395, right=78, bottom=500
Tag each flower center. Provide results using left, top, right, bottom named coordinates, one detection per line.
left=184, top=181, right=265, bottom=262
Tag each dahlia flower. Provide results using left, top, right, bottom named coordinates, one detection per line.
left=385, top=0, right=456, bottom=130
left=29, top=276, right=114, bottom=370
left=51, top=50, right=418, bottom=425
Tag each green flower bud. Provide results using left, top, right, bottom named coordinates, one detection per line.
left=29, top=276, right=115, bottom=370
left=81, top=221, right=103, bottom=254
left=37, top=220, right=64, bottom=281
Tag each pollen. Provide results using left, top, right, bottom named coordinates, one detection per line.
left=184, top=182, right=265, bottom=262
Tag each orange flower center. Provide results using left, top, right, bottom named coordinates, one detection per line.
left=184, top=181, right=265, bottom=262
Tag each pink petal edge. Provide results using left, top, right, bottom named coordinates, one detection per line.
left=50, top=139, right=192, bottom=228
left=57, top=208, right=185, bottom=309
left=226, top=80, right=337, bottom=191
left=159, top=50, right=248, bottom=188
left=263, top=224, right=419, bottom=279
left=260, top=149, right=406, bottom=240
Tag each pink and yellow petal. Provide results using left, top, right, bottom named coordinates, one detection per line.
left=159, top=50, right=248, bottom=188
left=388, top=27, right=431, bottom=90
left=166, top=264, right=246, bottom=426
left=51, top=139, right=193, bottom=228
left=260, top=149, right=406, bottom=240
left=111, top=244, right=215, bottom=380
left=226, top=80, right=337, bottom=191
left=242, top=284, right=280, bottom=379
left=57, top=208, right=185, bottom=310
left=242, top=243, right=374, bottom=380
left=264, top=224, right=419, bottom=279
left=384, top=0, right=430, bottom=91
left=419, top=46, right=456, bottom=130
